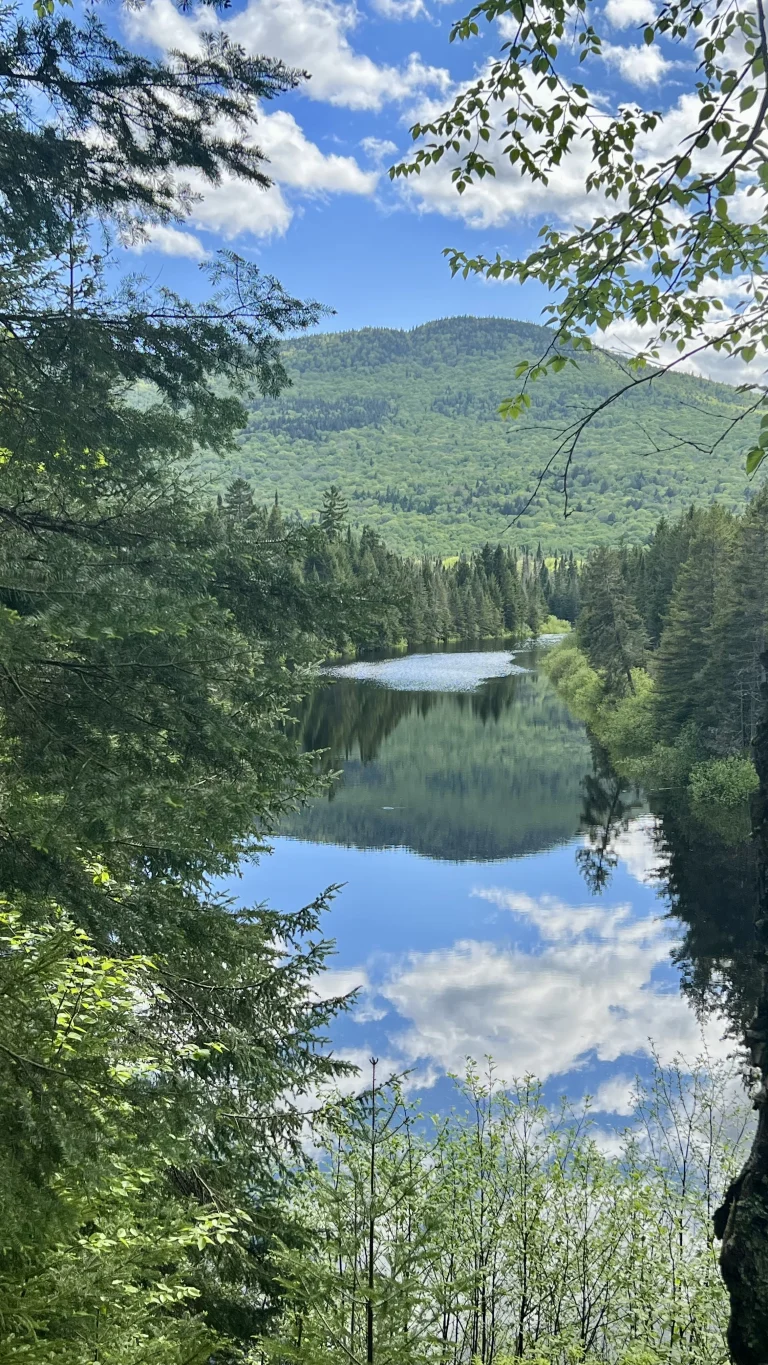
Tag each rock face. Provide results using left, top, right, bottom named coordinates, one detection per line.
left=717, top=653, right=768, bottom=1365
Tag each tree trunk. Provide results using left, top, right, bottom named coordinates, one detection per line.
left=716, top=651, right=768, bottom=1365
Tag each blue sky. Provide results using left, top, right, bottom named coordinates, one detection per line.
left=118, top=0, right=693, bottom=337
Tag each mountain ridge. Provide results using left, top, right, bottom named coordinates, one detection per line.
left=201, top=315, right=762, bottom=555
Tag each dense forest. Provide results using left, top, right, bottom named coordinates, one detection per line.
left=0, top=6, right=365, bottom=1360
left=221, top=477, right=579, bottom=650
left=544, top=490, right=768, bottom=836
left=211, top=316, right=765, bottom=556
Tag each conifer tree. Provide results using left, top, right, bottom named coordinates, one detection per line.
left=267, top=491, right=284, bottom=537
left=707, top=491, right=768, bottom=752
left=320, top=485, right=349, bottom=539
left=578, top=549, right=647, bottom=695
left=654, top=509, right=734, bottom=739
left=225, top=476, right=256, bottom=523
left=0, top=4, right=342, bottom=1357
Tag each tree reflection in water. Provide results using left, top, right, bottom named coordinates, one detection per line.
left=576, top=741, right=644, bottom=895
left=289, top=653, right=759, bottom=1041
left=283, top=660, right=591, bottom=862
left=577, top=745, right=760, bottom=1039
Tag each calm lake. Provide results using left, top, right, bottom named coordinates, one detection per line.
left=228, top=643, right=755, bottom=1116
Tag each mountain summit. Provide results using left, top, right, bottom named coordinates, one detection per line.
left=208, top=316, right=760, bottom=554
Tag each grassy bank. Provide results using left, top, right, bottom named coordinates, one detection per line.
left=542, top=636, right=757, bottom=840
left=328, top=615, right=572, bottom=662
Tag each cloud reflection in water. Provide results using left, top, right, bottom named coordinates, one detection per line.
left=375, top=883, right=727, bottom=1087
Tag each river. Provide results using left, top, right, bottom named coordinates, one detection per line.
left=228, top=643, right=757, bottom=1118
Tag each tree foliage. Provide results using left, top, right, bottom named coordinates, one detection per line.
left=217, top=480, right=578, bottom=652
left=394, top=0, right=768, bottom=492
left=577, top=548, right=647, bottom=696
left=395, top=14, right=768, bottom=1345
left=0, top=2, right=357, bottom=1359
left=226, top=318, right=762, bottom=555
left=547, top=495, right=768, bottom=845
left=272, top=1057, right=752, bottom=1365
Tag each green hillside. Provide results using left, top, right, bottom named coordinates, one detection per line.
left=204, top=315, right=764, bottom=555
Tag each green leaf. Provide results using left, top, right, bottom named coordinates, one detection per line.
left=746, top=446, right=766, bottom=475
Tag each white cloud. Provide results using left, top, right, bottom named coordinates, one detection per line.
left=590, top=815, right=665, bottom=887
left=313, top=966, right=369, bottom=1001
left=179, top=107, right=377, bottom=242
left=121, top=0, right=411, bottom=247
left=602, top=40, right=672, bottom=85
left=361, top=136, right=399, bottom=167
left=119, top=1, right=380, bottom=248
left=333, top=1047, right=439, bottom=1092
left=604, top=0, right=657, bottom=30
left=597, top=311, right=768, bottom=386
left=186, top=169, right=294, bottom=240
left=130, top=224, right=207, bottom=260
left=476, top=887, right=642, bottom=943
left=258, top=109, right=378, bottom=194
left=591, top=1073, right=636, bottom=1114
left=379, top=888, right=731, bottom=1084
left=127, top=0, right=450, bottom=112
left=312, top=966, right=389, bottom=1022
left=400, top=66, right=612, bottom=229
left=372, top=0, right=429, bottom=17
left=403, top=63, right=696, bottom=230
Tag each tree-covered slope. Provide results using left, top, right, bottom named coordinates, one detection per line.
left=206, top=316, right=764, bottom=555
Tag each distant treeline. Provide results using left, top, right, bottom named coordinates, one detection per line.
left=545, top=489, right=768, bottom=830
left=221, top=477, right=580, bottom=650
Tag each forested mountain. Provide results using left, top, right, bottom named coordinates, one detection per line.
left=209, top=316, right=764, bottom=555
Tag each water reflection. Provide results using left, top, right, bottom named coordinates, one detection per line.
left=577, top=742, right=645, bottom=895
left=324, top=649, right=528, bottom=692
left=576, top=751, right=760, bottom=1038
left=230, top=648, right=749, bottom=1112
left=284, top=652, right=592, bottom=861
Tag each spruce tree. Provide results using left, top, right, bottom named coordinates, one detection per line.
left=654, top=509, right=734, bottom=740
left=689, top=497, right=768, bottom=753
left=225, top=476, right=255, bottom=522
left=267, top=491, right=284, bottom=537
left=0, top=4, right=342, bottom=1357
left=578, top=548, right=647, bottom=695
left=320, top=485, right=349, bottom=539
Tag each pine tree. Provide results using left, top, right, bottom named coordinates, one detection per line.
left=267, top=491, right=284, bottom=537
left=0, top=5, right=341, bottom=1357
left=320, top=485, right=349, bottom=539
left=708, top=490, right=768, bottom=750
left=654, top=509, right=734, bottom=738
left=225, top=477, right=255, bottom=522
left=578, top=548, right=647, bottom=695
left=500, top=567, right=525, bottom=639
